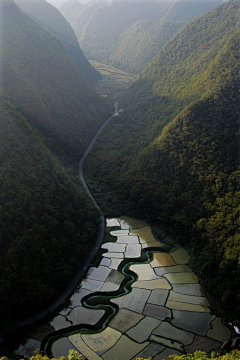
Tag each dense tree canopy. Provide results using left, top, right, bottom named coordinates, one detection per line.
left=0, top=98, right=100, bottom=326
left=1, top=350, right=240, bottom=360
left=17, top=0, right=101, bottom=85
left=84, top=0, right=240, bottom=323
left=0, top=0, right=110, bottom=326
left=0, top=0, right=110, bottom=164
left=60, top=0, right=225, bottom=74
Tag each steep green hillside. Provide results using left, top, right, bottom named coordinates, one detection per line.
left=110, top=20, right=184, bottom=74
left=0, top=0, right=110, bottom=327
left=0, top=97, right=100, bottom=327
left=61, top=0, right=225, bottom=74
left=164, top=0, right=225, bottom=22
left=109, top=18, right=184, bottom=74
left=2, top=349, right=240, bottom=360
left=71, top=0, right=170, bottom=64
left=17, top=0, right=101, bottom=85
left=0, top=0, right=110, bottom=164
left=142, top=1, right=238, bottom=101
left=60, top=0, right=108, bottom=37
left=84, top=0, right=240, bottom=323
left=109, top=0, right=225, bottom=73
left=60, top=0, right=84, bottom=24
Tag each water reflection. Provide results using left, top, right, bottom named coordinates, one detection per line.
left=125, top=243, right=142, bottom=258
left=170, top=248, right=190, bottom=265
left=172, top=310, right=215, bottom=336
left=126, top=316, right=161, bottom=343
left=86, top=266, right=112, bottom=282
left=102, top=334, right=149, bottom=360
left=82, top=327, right=122, bottom=355
left=118, top=216, right=146, bottom=230
left=17, top=217, right=231, bottom=360
left=129, top=264, right=159, bottom=281
left=150, top=253, right=176, bottom=267
left=172, top=283, right=204, bottom=296
left=102, top=243, right=126, bottom=253
left=163, top=272, right=198, bottom=284
left=130, top=226, right=163, bottom=247
left=116, top=235, right=139, bottom=244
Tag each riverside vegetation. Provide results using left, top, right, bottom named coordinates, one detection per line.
left=2, top=349, right=240, bottom=360
left=83, top=0, right=240, bottom=325
left=0, top=0, right=111, bottom=328
left=0, top=0, right=239, bottom=355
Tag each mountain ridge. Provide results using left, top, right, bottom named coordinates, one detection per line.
left=84, top=0, right=240, bottom=323
left=60, top=0, right=227, bottom=74
left=17, top=0, right=101, bottom=85
left=0, top=0, right=110, bottom=326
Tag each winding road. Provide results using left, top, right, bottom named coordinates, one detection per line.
left=79, top=99, right=119, bottom=211
left=0, top=100, right=119, bottom=341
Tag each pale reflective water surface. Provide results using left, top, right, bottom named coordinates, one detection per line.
left=15, top=217, right=231, bottom=359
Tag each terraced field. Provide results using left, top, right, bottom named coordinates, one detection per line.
left=90, top=61, right=138, bottom=98
left=16, top=217, right=231, bottom=360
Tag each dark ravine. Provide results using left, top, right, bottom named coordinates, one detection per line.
left=78, top=99, right=119, bottom=211
left=0, top=101, right=119, bottom=344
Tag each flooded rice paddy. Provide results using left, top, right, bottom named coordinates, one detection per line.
left=15, top=217, right=231, bottom=360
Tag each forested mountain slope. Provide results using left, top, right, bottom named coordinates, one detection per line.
left=109, top=18, right=185, bottom=74
left=61, top=0, right=225, bottom=74
left=164, top=0, right=225, bottom=22
left=109, top=0, right=225, bottom=73
left=85, top=0, right=240, bottom=323
left=62, top=0, right=171, bottom=65
left=0, top=0, right=110, bottom=327
left=60, top=0, right=108, bottom=37
left=60, top=0, right=84, bottom=24
left=0, top=98, right=99, bottom=327
left=1, top=0, right=109, bottom=163
left=17, top=0, right=101, bottom=85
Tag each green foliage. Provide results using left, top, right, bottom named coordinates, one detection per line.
left=0, top=349, right=83, bottom=360
left=60, top=0, right=107, bottom=32
left=1, top=350, right=240, bottom=360
left=0, top=0, right=110, bottom=164
left=62, top=0, right=225, bottom=74
left=109, top=18, right=185, bottom=74
left=0, top=0, right=111, bottom=326
left=109, top=0, right=225, bottom=74
left=164, top=0, right=225, bottom=22
left=0, top=98, right=100, bottom=326
left=143, top=1, right=240, bottom=100
left=170, top=351, right=240, bottom=359
left=17, top=0, right=101, bottom=85
left=64, top=0, right=170, bottom=69
left=84, top=0, right=240, bottom=323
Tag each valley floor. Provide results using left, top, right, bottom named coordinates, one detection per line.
left=15, top=217, right=231, bottom=360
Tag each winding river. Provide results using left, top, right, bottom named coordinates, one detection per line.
left=9, top=102, right=119, bottom=332
left=14, top=102, right=232, bottom=360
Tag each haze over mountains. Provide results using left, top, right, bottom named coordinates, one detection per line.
left=0, top=0, right=110, bottom=326
left=60, top=0, right=227, bottom=73
left=17, top=0, right=101, bottom=85
left=83, top=0, right=240, bottom=322
left=0, top=0, right=239, bottom=339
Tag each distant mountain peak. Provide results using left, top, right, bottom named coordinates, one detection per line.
left=17, top=0, right=101, bottom=84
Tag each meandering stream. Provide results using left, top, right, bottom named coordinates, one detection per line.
left=14, top=102, right=231, bottom=359
left=15, top=217, right=231, bottom=360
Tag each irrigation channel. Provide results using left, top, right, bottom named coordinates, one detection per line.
left=15, top=100, right=232, bottom=359
left=19, top=102, right=119, bottom=326
left=0, top=101, right=119, bottom=345
left=41, top=248, right=156, bottom=355
left=38, top=217, right=232, bottom=360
